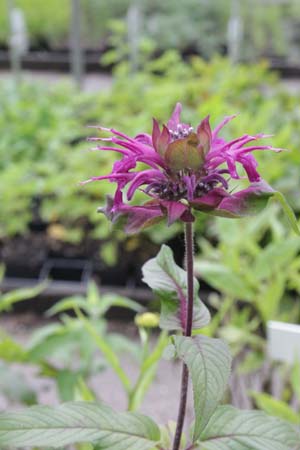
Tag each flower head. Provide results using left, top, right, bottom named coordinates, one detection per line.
left=84, top=103, right=282, bottom=233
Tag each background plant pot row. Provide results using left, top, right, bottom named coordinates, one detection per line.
left=2, top=49, right=300, bottom=77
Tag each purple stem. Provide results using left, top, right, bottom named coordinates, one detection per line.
left=172, top=222, right=194, bottom=450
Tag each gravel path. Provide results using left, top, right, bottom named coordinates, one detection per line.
left=1, top=69, right=300, bottom=94
left=0, top=70, right=113, bottom=92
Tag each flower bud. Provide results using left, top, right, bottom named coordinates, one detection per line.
left=135, top=312, right=160, bottom=328
left=164, top=133, right=205, bottom=171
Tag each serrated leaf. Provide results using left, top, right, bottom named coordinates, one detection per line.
left=0, top=401, right=160, bottom=449
left=173, top=335, right=232, bottom=440
left=142, top=245, right=210, bottom=331
left=197, top=405, right=300, bottom=450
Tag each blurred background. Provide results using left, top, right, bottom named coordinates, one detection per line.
left=0, top=0, right=300, bottom=428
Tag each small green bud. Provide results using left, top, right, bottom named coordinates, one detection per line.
left=135, top=312, right=160, bottom=328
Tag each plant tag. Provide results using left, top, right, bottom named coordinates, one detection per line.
left=9, top=8, right=28, bottom=55
left=267, top=321, right=300, bottom=364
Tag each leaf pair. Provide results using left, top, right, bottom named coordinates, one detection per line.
left=143, top=245, right=300, bottom=449
left=0, top=246, right=299, bottom=449
left=0, top=400, right=298, bottom=449
left=0, top=402, right=160, bottom=449
left=169, top=336, right=300, bottom=449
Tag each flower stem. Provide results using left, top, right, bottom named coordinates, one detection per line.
left=172, top=222, right=194, bottom=450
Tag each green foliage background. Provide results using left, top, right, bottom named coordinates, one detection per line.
left=1, top=54, right=299, bottom=249
left=0, top=0, right=300, bottom=61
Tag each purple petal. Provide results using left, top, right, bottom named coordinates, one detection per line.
left=134, top=133, right=153, bottom=146
left=201, top=173, right=229, bottom=190
left=216, top=181, right=275, bottom=217
left=167, top=103, right=182, bottom=131
left=127, top=170, right=166, bottom=200
left=236, top=154, right=260, bottom=182
left=191, top=188, right=229, bottom=211
left=113, top=156, right=137, bottom=173
left=98, top=197, right=163, bottom=233
left=80, top=173, right=134, bottom=185
left=152, top=118, right=161, bottom=150
left=90, top=145, right=130, bottom=156
left=111, top=138, right=166, bottom=168
left=183, top=175, right=197, bottom=201
left=225, top=156, right=240, bottom=179
left=124, top=202, right=164, bottom=233
left=191, top=181, right=275, bottom=218
left=238, top=145, right=283, bottom=154
left=160, top=200, right=189, bottom=225
left=212, top=114, right=237, bottom=138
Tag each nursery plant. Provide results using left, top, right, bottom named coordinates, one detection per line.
left=194, top=204, right=300, bottom=358
left=1, top=0, right=300, bottom=62
left=0, top=265, right=45, bottom=313
left=0, top=104, right=299, bottom=450
left=2, top=54, right=300, bottom=263
left=0, top=280, right=166, bottom=410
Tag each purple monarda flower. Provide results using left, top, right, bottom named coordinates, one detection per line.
left=84, top=103, right=281, bottom=233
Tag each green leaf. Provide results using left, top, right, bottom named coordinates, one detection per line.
left=0, top=282, right=46, bottom=312
left=97, top=293, right=144, bottom=316
left=0, top=363, right=37, bottom=405
left=46, top=296, right=89, bottom=316
left=142, top=245, right=210, bottom=331
left=27, top=325, right=79, bottom=362
left=0, top=401, right=161, bottom=449
left=250, top=391, right=300, bottom=424
left=194, top=261, right=254, bottom=301
left=75, top=308, right=132, bottom=393
left=56, top=370, right=80, bottom=401
left=197, top=405, right=300, bottom=449
left=273, top=191, right=300, bottom=235
left=253, top=237, right=300, bottom=280
left=0, top=264, right=5, bottom=281
left=291, top=360, right=300, bottom=403
left=75, top=377, right=96, bottom=402
left=0, top=332, right=28, bottom=362
left=128, top=331, right=169, bottom=411
left=89, top=282, right=143, bottom=315
left=256, top=272, right=286, bottom=322
left=173, top=335, right=232, bottom=441
left=47, top=283, right=143, bottom=319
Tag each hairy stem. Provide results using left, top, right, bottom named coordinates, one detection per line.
left=172, top=222, right=194, bottom=450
